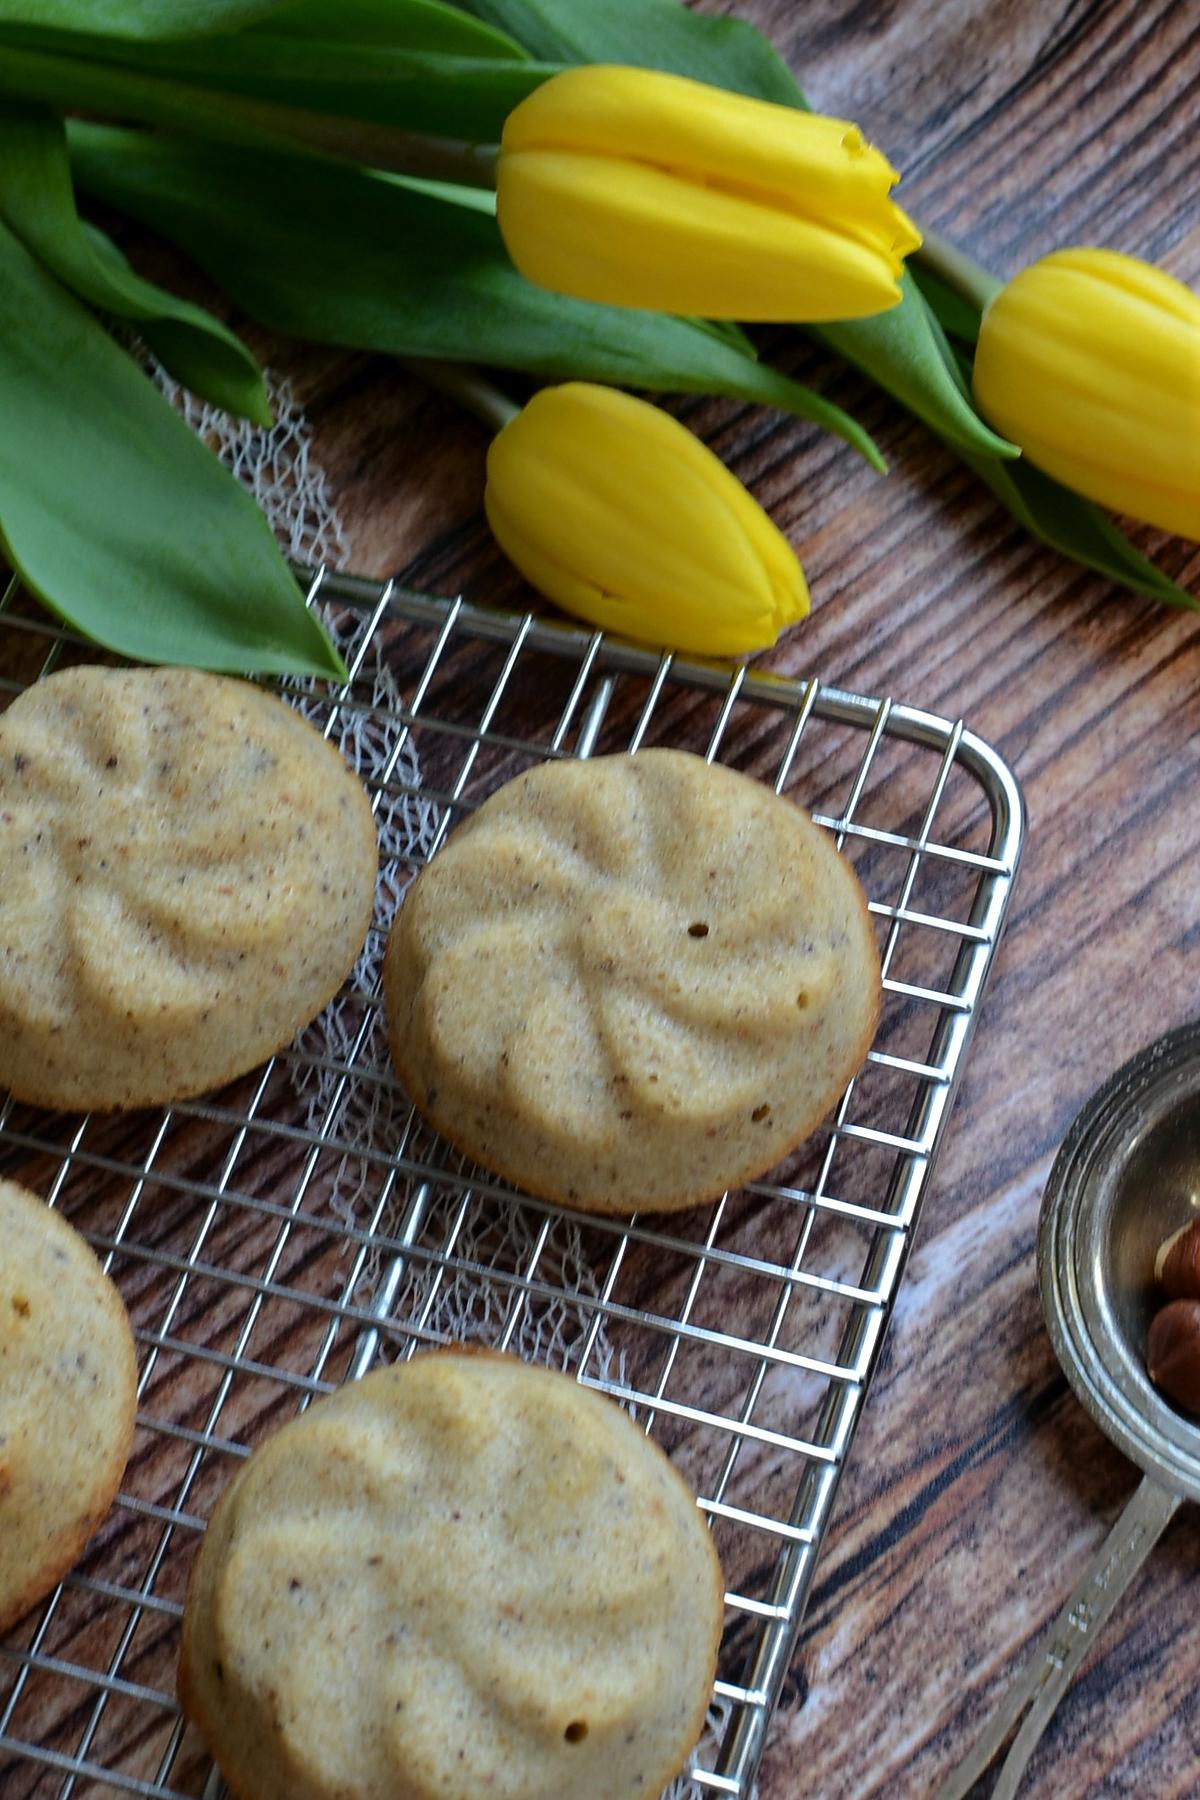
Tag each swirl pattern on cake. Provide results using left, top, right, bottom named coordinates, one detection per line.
left=179, top=1351, right=723, bottom=1800
left=0, top=666, right=377, bottom=1110
left=385, top=750, right=880, bottom=1213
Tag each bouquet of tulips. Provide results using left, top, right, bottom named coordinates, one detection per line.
left=0, top=0, right=1195, bottom=679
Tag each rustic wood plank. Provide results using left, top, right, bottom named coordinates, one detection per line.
left=1, top=2, right=1198, bottom=1796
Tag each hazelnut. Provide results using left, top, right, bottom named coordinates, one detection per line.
left=1155, top=1218, right=1200, bottom=1299
left=1147, top=1300, right=1200, bottom=1414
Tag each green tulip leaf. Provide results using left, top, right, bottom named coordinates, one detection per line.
left=813, top=274, right=1016, bottom=460
left=908, top=262, right=983, bottom=346
left=0, top=23, right=547, bottom=148
left=251, top=0, right=528, bottom=56
left=0, top=0, right=527, bottom=53
left=962, top=450, right=1198, bottom=610
left=689, top=317, right=761, bottom=360
left=0, top=102, right=270, bottom=424
left=931, top=342, right=1197, bottom=609
left=0, top=2, right=543, bottom=144
left=0, top=0, right=293, bottom=37
left=0, top=216, right=346, bottom=678
left=449, top=0, right=808, bottom=104
left=0, top=0, right=527, bottom=67
left=0, top=43, right=341, bottom=163
left=69, top=124, right=886, bottom=469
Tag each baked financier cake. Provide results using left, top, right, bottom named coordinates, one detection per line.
left=180, top=1350, right=723, bottom=1800
left=385, top=749, right=880, bottom=1213
left=0, top=1179, right=138, bottom=1635
left=0, top=666, right=378, bottom=1111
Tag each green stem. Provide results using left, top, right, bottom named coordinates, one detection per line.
left=913, top=224, right=1003, bottom=312
left=0, top=43, right=500, bottom=186
left=404, top=358, right=519, bottom=433
left=287, top=124, right=497, bottom=186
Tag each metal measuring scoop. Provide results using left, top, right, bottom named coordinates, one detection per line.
left=937, top=1022, right=1200, bottom=1800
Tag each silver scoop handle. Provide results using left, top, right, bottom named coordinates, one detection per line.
left=935, top=1473, right=1179, bottom=1800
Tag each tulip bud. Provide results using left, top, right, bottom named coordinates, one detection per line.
left=484, top=382, right=809, bottom=657
left=496, top=65, right=920, bottom=323
left=973, top=248, right=1200, bottom=542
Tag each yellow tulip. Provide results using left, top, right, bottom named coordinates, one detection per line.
left=496, top=65, right=920, bottom=323
left=484, top=382, right=809, bottom=656
left=973, top=248, right=1200, bottom=541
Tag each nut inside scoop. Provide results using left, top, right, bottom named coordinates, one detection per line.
left=1038, top=1024, right=1200, bottom=1502
left=1104, top=1089, right=1200, bottom=1379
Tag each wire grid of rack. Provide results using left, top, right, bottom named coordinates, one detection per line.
left=0, top=565, right=1023, bottom=1799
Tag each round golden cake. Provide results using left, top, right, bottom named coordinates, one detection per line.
left=179, top=1350, right=723, bottom=1800
left=384, top=749, right=880, bottom=1213
left=0, top=665, right=378, bottom=1110
left=0, top=1179, right=138, bottom=1635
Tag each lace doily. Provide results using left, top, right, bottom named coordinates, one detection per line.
left=152, top=366, right=350, bottom=568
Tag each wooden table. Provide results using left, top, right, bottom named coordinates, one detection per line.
left=297, top=7, right=1199, bottom=1790
left=3, top=2, right=1198, bottom=1797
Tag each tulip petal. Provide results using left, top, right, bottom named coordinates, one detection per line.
left=485, top=383, right=808, bottom=656
left=974, top=248, right=1200, bottom=541
left=502, top=65, right=903, bottom=234
left=491, top=416, right=771, bottom=616
left=499, top=148, right=906, bottom=322
left=498, top=64, right=918, bottom=322
left=1053, top=246, right=1199, bottom=328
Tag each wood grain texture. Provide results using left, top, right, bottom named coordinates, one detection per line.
left=736, top=4, right=1200, bottom=1797
left=1, top=2, right=1198, bottom=1797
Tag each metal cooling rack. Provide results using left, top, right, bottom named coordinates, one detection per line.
left=0, top=566, right=1024, bottom=1799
